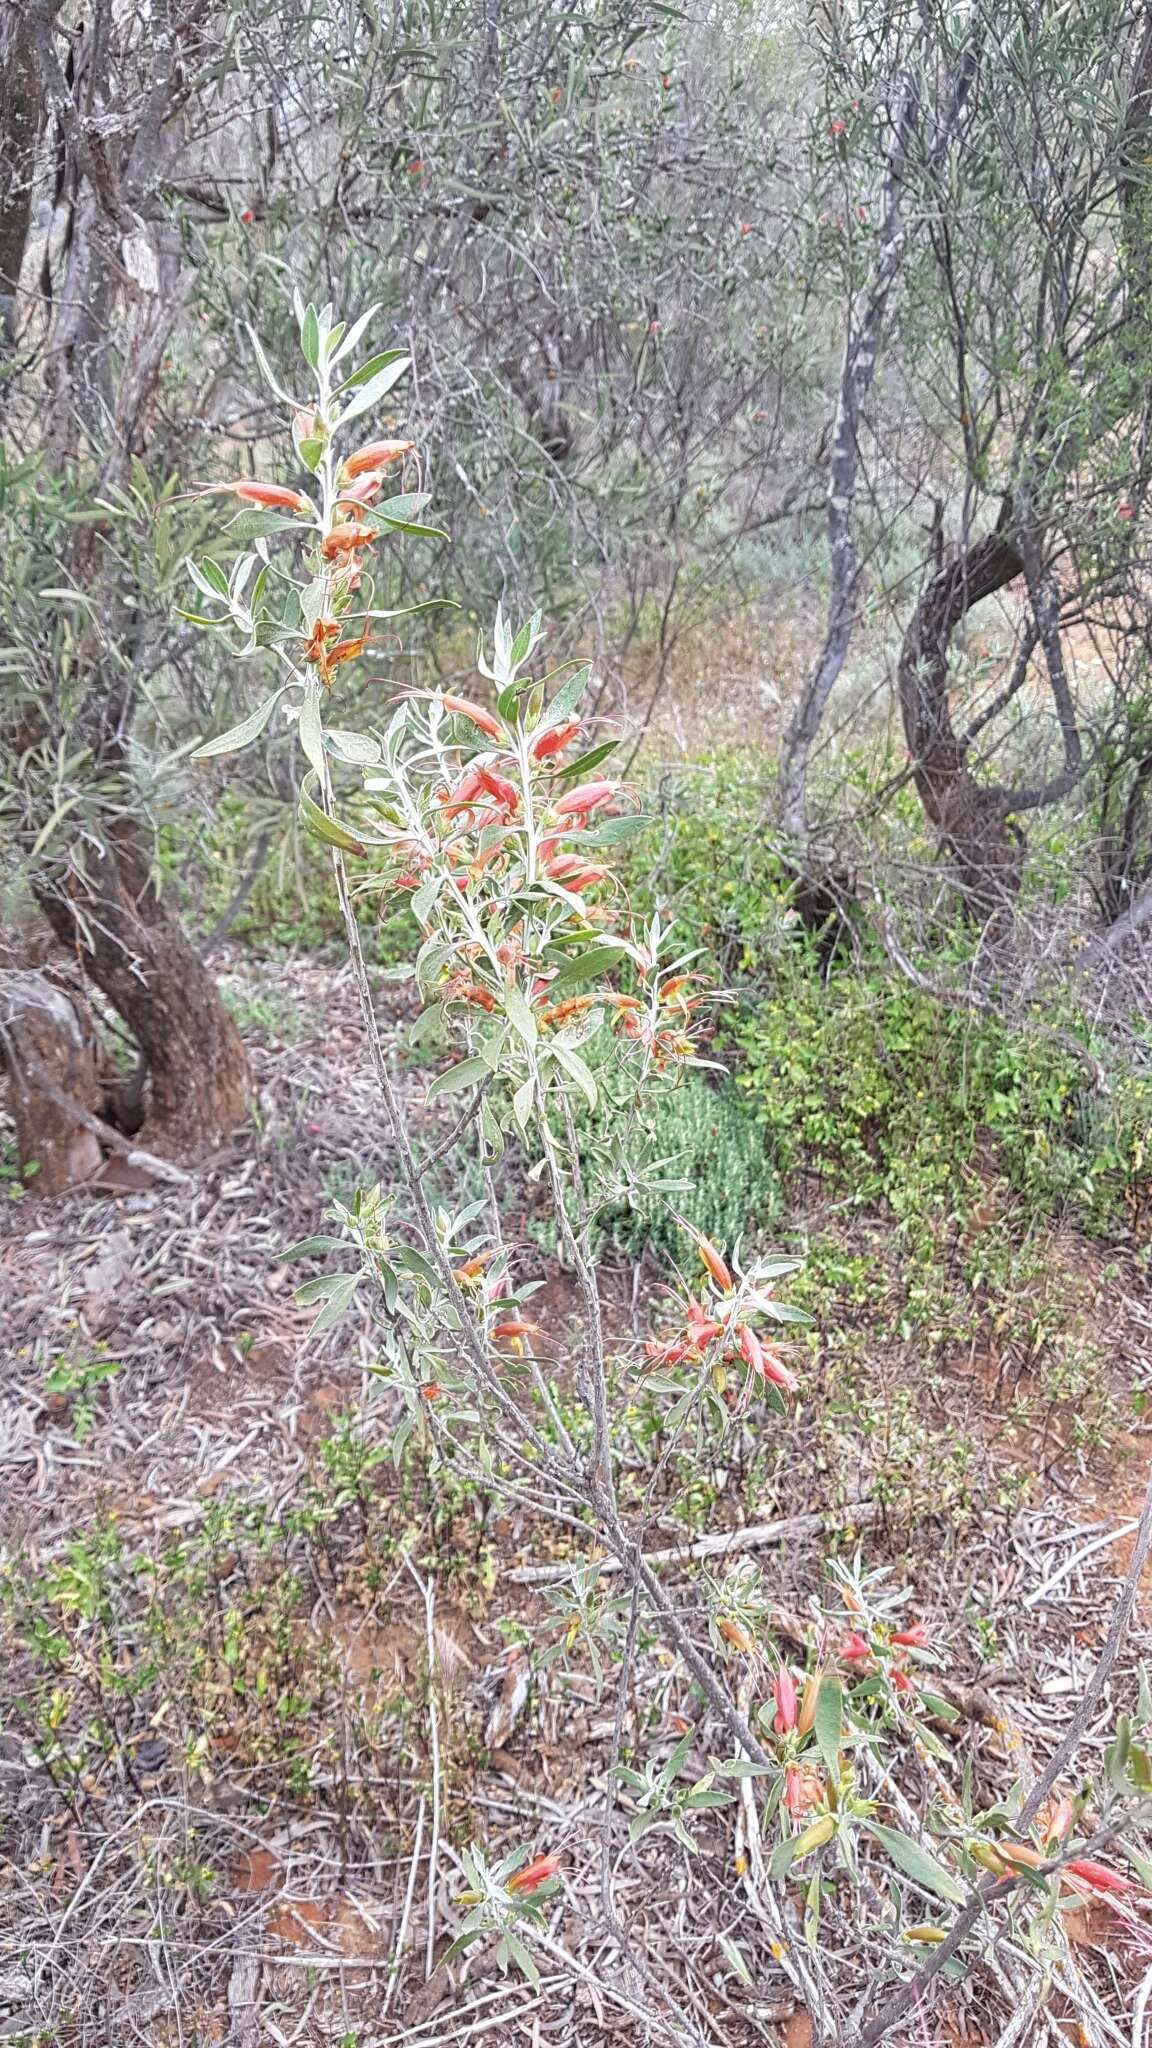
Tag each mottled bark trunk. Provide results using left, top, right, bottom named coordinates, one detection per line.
left=0, top=10, right=38, bottom=343
left=0, top=969, right=104, bottom=1193
left=36, top=823, right=251, bottom=1155
left=897, top=524, right=1026, bottom=932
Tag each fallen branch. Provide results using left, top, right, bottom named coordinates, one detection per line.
left=16, top=1045, right=193, bottom=1187
left=506, top=1502, right=880, bottom=1585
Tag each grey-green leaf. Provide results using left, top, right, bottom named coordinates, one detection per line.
left=865, top=1823, right=967, bottom=1905
left=192, top=690, right=282, bottom=760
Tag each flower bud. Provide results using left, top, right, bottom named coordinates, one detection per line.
left=791, top=1815, right=836, bottom=1859
left=798, top=1671, right=823, bottom=1739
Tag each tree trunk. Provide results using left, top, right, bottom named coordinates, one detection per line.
left=0, top=969, right=104, bottom=1193
left=36, top=822, right=251, bottom=1155
left=0, top=10, right=38, bottom=344
left=897, top=523, right=1026, bottom=934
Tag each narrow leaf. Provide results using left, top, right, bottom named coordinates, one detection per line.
left=813, top=1675, right=843, bottom=1783
left=299, top=776, right=367, bottom=854
left=504, top=985, right=538, bottom=1049
left=192, top=690, right=282, bottom=760
left=426, top=1056, right=491, bottom=1100
left=865, top=1824, right=967, bottom=1905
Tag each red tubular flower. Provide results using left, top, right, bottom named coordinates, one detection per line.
left=530, top=720, right=582, bottom=762
left=644, top=1334, right=695, bottom=1367
left=737, top=1324, right=763, bottom=1375
left=420, top=1382, right=443, bottom=1401
left=686, top=1300, right=723, bottom=1345
left=695, top=1233, right=733, bottom=1293
left=1063, top=1859, right=1135, bottom=1896
left=342, top=438, right=414, bottom=480
left=553, top=779, right=617, bottom=818
left=439, top=692, right=505, bottom=740
left=783, top=1767, right=821, bottom=1818
left=507, top=1853, right=561, bottom=1895
left=756, top=1344, right=798, bottom=1395
left=772, top=1667, right=799, bottom=1735
left=491, top=1319, right=540, bottom=1341
left=441, top=765, right=488, bottom=817
left=475, top=764, right=519, bottom=812
left=337, top=476, right=385, bottom=507
left=997, top=1841, right=1045, bottom=1872
left=839, top=1632, right=871, bottom=1665
left=892, top=1668, right=914, bottom=1694
left=544, top=856, right=606, bottom=890
left=204, top=480, right=312, bottom=513
left=890, top=1624, right=930, bottom=1650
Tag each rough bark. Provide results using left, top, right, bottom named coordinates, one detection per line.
left=10, top=3, right=250, bottom=1166
left=0, top=970, right=104, bottom=1193
left=0, top=11, right=38, bottom=340
left=896, top=521, right=1026, bottom=929
left=35, top=824, right=251, bottom=1155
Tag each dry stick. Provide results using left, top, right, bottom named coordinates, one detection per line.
left=404, top=1557, right=442, bottom=1981
left=852, top=1461, right=1152, bottom=2048
left=507, top=1502, right=880, bottom=1585
left=380, top=1793, right=426, bottom=2019
left=0, top=1036, right=194, bottom=1186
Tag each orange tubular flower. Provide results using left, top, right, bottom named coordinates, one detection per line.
left=772, top=1667, right=799, bottom=1735
left=798, top=1671, right=822, bottom=1738
left=1045, top=1797, right=1075, bottom=1845
left=997, top=1842, right=1046, bottom=1872
left=507, top=1853, right=561, bottom=1895
left=491, top=1318, right=540, bottom=1342
left=890, top=1623, right=930, bottom=1650
left=439, top=692, right=505, bottom=740
left=320, top=523, right=378, bottom=558
left=718, top=1616, right=754, bottom=1653
left=530, top=720, right=582, bottom=762
left=341, top=439, right=415, bottom=480
left=204, top=480, right=312, bottom=513
left=695, top=1233, right=733, bottom=1293
left=553, top=778, right=617, bottom=818
left=420, top=1382, right=443, bottom=1401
